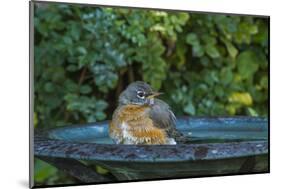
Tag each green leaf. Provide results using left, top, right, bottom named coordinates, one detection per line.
left=205, top=44, right=220, bottom=58
left=44, top=82, right=55, bottom=93
left=260, top=76, right=268, bottom=89
left=95, top=100, right=108, bottom=110
left=223, top=39, right=238, bottom=58
left=214, top=85, right=224, bottom=97
left=65, top=80, right=79, bottom=93
left=95, top=111, right=106, bottom=120
left=34, top=159, right=57, bottom=183
left=66, top=65, right=77, bottom=72
left=192, top=44, right=204, bottom=57
left=96, top=166, right=109, bottom=174
left=186, top=33, right=199, bottom=46
left=80, top=85, right=92, bottom=94
left=228, top=92, right=253, bottom=106
left=202, top=35, right=216, bottom=45
left=77, top=46, right=87, bottom=55
left=220, top=67, right=233, bottom=85
left=248, top=25, right=258, bottom=34
left=247, top=107, right=259, bottom=116
left=236, top=51, right=259, bottom=79
left=183, top=102, right=195, bottom=115
left=63, top=36, right=72, bottom=45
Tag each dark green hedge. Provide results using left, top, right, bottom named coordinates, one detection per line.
left=34, top=4, right=268, bottom=128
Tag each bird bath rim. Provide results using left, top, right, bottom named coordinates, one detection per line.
left=34, top=116, right=268, bottom=163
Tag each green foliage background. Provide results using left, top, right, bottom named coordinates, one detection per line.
left=33, top=3, right=268, bottom=186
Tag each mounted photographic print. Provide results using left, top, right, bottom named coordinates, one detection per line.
left=29, top=0, right=269, bottom=188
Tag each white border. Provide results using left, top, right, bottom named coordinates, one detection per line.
left=1, top=0, right=280, bottom=189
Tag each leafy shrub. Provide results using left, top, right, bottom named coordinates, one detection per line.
left=34, top=4, right=268, bottom=129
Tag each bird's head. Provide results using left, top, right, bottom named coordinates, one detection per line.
left=118, top=81, right=162, bottom=106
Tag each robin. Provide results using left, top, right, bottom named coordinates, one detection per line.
left=109, top=81, right=188, bottom=145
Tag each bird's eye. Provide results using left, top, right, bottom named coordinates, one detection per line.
left=137, top=91, right=145, bottom=99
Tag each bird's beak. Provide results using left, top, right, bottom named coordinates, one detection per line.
left=147, top=92, right=163, bottom=99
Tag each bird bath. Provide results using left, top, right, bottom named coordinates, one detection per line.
left=34, top=116, right=268, bottom=183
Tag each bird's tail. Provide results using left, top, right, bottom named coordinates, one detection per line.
left=168, top=127, right=190, bottom=144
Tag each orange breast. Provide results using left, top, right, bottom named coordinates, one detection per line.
left=109, top=104, right=167, bottom=144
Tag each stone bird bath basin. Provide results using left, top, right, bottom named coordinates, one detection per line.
left=34, top=117, right=268, bottom=183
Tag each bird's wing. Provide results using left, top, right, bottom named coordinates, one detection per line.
left=149, top=99, right=189, bottom=143
left=149, top=99, right=176, bottom=130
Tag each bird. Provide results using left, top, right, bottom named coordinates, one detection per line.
left=109, top=81, right=188, bottom=145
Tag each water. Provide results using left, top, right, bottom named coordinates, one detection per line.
left=48, top=117, right=268, bottom=144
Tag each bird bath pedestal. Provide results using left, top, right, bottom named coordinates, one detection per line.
left=34, top=117, right=268, bottom=183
